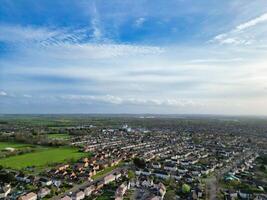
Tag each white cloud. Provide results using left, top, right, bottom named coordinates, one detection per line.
left=134, top=17, right=146, bottom=27
left=60, top=94, right=202, bottom=107
left=23, top=94, right=32, bottom=98
left=0, top=91, right=7, bottom=96
left=188, top=58, right=244, bottom=63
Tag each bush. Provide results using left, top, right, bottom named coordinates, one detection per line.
left=182, top=184, right=191, bottom=193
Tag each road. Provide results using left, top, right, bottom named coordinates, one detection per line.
left=205, top=150, right=254, bottom=200
left=206, top=176, right=217, bottom=200
left=50, top=167, right=123, bottom=200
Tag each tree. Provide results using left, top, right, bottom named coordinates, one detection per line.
left=128, top=170, right=136, bottom=180
left=133, top=158, right=146, bottom=169
left=0, top=172, right=15, bottom=183
left=182, top=184, right=191, bottom=193
left=164, top=190, right=176, bottom=200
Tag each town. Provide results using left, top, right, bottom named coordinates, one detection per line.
left=0, top=115, right=266, bottom=200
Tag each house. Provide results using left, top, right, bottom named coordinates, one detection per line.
left=38, top=187, right=51, bottom=198
left=238, top=190, right=253, bottom=199
left=136, top=169, right=151, bottom=176
left=53, top=179, right=62, bottom=188
left=156, top=183, right=166, bottom=198
left=104, top=174, right=116, bottom=184
left=115, top=182, right=128, bottom=200
left=61, top=196, right=72, bottom=200
left=178, top=168, right=188, bottom=174
left=74, top=163, right=84, bottom=172
left=184, top=174, right=194, bottom=183
left=141, top=179, right=153, bottom=187
left=114, top=172, right=122, bottom=179
left=173, top=173, right=182, bottom=180
left=152, top=162, right=161, bottom=169
left=0, top=184, right=11, bottom=199
left=57, top=164, right=70, bottom=172
left=72, top=191, right=85, bottom=200
left=192, top=170, right=201, bottom=177
left=84, top=185, right=95, bottom=196
left=95, top=180, right=104, bottom=190
left=149, top=196, right=162, bottom=200
left=153, top=170, right=170, bottom=179
left=18, top=192, right=37, bottom=200
left=39, top=177, right=52, bottom=186
left=88, top=169, right=96, bottom=177
left=16, top=175, right=31, bottom=183
left=164, top=163, right=177, bottom=172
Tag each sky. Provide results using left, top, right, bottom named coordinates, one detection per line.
left=0, top=0, right=267, bottom=115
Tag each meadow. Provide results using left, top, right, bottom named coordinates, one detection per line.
left=0, top=146, right=86, bottom=171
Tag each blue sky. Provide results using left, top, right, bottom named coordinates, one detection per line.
left=1, top=0, right=267, bottom=114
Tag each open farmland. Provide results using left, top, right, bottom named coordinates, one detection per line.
left=0, top=146, right=87, bottom=171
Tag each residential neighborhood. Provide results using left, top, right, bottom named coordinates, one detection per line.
left=0, top=115, right=266, bottom=199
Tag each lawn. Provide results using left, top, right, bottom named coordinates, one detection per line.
left=0, top=147, right=86, bottom=170
left=96, top=190, right=114, bottom=200
left=92, top=163, right=123, bottom=180
left=47, top=133, right=70, bottom=140
left=0, top=142, right=33, bottom=150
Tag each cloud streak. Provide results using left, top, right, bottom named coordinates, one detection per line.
left=211, top=12, right=267, bottom=45
left=236, top=13, right=267, bottom=31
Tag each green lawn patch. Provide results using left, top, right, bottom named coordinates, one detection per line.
left=92, top=164, right=122, bottom=180
left=47, top=133, right=70, bottom=140
left=0, top=142, right=33, bottom=150
left=0, top=147, right=86, bottom=171
left=96, top=190, right=114, bottom=200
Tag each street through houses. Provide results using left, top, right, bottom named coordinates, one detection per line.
left=50, top=167, right=124, bottom=200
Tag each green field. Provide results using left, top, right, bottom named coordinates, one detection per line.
left=0, top=142, right=33, bottom=150
left=47, top=133, right=70, bottom=140
left=0, top=147, right=86, bottom=170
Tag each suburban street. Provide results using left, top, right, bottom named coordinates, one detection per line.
left=50, top=167, right=123, bottom=200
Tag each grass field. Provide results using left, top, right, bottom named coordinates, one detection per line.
left=0, top=147, right=86, bottom=170
left=0, top=142, right=33, bottom=150
left=47, top=133, right=70, bottom=140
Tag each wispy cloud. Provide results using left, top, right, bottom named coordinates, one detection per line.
left=0, top=24, right=164, bottom=59
left=0, top=24, right=87, bottom=47
left=211, top=12, right=267, bottom=45
left=90, top=3, right=104, bottom=41
left=236, top=13, right=267, bottom=31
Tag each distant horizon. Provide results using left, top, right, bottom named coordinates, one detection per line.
left=1, top=1, right=267, bottom=115
left=1, top=112, right=267, bottom=118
